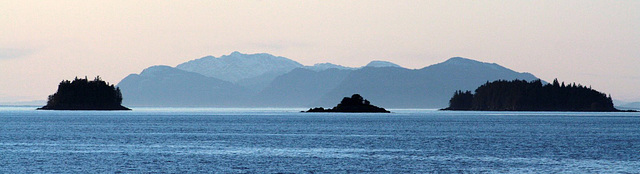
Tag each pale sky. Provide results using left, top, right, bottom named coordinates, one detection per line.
left=1, top=0, right=639, bottom=103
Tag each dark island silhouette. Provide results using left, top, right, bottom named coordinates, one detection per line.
left=38, top=76, right=130, bottom=110
left=443, top=79, right=635, bottom=112
left=305, top=94, right=390, bottom=113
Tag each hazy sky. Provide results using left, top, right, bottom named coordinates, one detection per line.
left=1, top=0, right=639, bottom=103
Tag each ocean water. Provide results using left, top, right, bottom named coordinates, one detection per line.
left=1, top=107, right=639, bottom=173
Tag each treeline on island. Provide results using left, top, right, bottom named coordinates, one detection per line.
left=444, top=79, right=624, bottom=111
left=306, top=94, right=390, bottom=113
left=38, top=76, right=130, bottom=110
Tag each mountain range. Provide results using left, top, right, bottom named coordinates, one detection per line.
left=617, top=102, right=640, bottom=110
left=117, top=65, right=252, bottom=107
left=117, top=52, right=541, bottom=108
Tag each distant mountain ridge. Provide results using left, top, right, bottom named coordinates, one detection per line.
left=176, top=51, right=304, bottom=83
left=304, top=63, right=356, bottom=71
left=175, top=52, right=407, bottom=92
left=617, top=102, right=640, bottom=110
left=118, top=65, right=253, bottom=107
left=253, top=68, right=353, bottom=107
left=365, top=60, right=402, bottom=68
left=118, top=52, right=543, bottom=108
left=310, top=57, right=540, bottom=108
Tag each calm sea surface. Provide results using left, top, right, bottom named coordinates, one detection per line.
left=1, top=107, right=639, bottom=173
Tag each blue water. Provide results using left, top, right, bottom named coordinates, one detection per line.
left=1, top=107, right=639, bottom=173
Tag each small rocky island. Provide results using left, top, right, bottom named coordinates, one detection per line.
left=305, top=94, right=390, bottom=113
left=443, top=79, right=634, bottom=112
left=38, top=76, right=130, bottom=110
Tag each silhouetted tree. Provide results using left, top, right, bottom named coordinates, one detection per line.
left=448, top=90, right=473, bottom=110
left=443, top=79, right=618, bottom=111
left=306, top=94, right=390, bottom=113
left=38, top=76, right=130, bottom=110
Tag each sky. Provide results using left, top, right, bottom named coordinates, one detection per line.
left=1, top=0, right=639, bottom=103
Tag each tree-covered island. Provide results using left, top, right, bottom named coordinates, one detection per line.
left=38, top=76, right=130, bottom=110
left=305, top=94, right=390, bottom=113
left=443, top=79, right=635, bottom=112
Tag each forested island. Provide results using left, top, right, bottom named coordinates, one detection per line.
left=305, top=94, right=390, bottom=113
left=38, top=77, right=130, bottom=110
left=443, top=79, right=632, bottom=112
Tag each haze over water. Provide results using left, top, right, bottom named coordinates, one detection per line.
left=2, top=107, right=639, bottom=173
